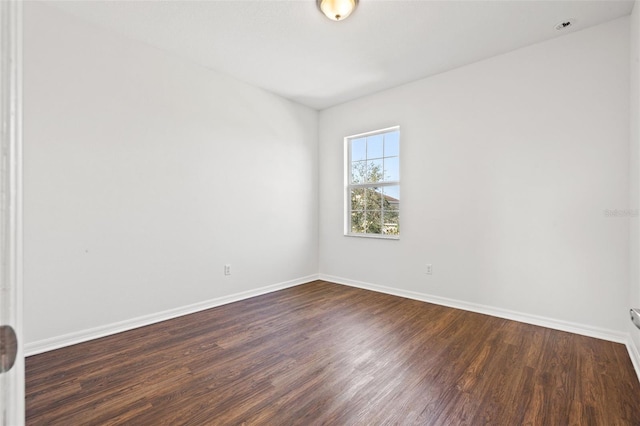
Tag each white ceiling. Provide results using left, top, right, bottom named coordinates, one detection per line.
left=47, top=0, right=634, bottom=110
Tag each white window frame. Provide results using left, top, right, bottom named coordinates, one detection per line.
left=344, top=126, right=400, bottom=240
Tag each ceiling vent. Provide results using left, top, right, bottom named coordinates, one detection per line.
left=554, top=19, right=574, bottom=31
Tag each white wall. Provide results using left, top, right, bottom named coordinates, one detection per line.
left=23, top=1, right=635, bottom=352
left=319, top=18, right=630, bottom=334
left=630, top=1, right=640, bottom=360
left=23, top=2, right=318, bottom=346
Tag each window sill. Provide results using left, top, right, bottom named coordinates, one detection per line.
left=344, top=233, right=400, bottom=240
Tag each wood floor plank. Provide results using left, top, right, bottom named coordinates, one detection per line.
left=25, top=280, right=640, bottom=425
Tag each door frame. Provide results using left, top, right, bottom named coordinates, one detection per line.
left=0, top=0, right=24, bottom=424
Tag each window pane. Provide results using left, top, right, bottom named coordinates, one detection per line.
left=350, top=188, right=365, bottom=211
left=365, top=188, right=382, bottom=210
left=384, top=156, right=399, bottom=182
left=384, top=131, right=400, bottom=157
left=383, top=209, right=400, bottom=235
left=382, top=185, right=399, bottom=235
left=382, top=185, right=400, bottom=208
left=351, top=161, right=366, bottom=183
left=351, top=211, right=366, bottom=233
left=367, top=134, right=384, bottom=159
left=366, top=159, right=383, bottom=183
left=365, top=210, right=383, bottom=234
left=351, top=138, right=366, bottom=162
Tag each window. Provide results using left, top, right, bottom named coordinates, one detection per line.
left=345, top=126, right=400, bottom=238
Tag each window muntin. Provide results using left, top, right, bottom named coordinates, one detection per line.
left=346, top=127, right=400, bottom=238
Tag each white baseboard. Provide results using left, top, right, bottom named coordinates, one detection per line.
left=319, top=274, right=629, bottom=344
left=25, top=274, right=320, bottom=356
left=627, top=333, right=640, bottom=382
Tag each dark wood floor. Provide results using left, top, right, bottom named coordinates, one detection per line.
left=26, top=280, right=640, bottom=425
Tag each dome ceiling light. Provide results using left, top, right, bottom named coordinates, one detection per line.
left=317, top=0, right=358, bottom=21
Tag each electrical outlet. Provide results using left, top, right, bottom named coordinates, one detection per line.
left=224, top=264, right=231, bottom=276
left=426, top=264, right=433, bottom=275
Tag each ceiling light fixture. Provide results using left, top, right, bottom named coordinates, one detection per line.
left=317, top=0, right=358, bottom=21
